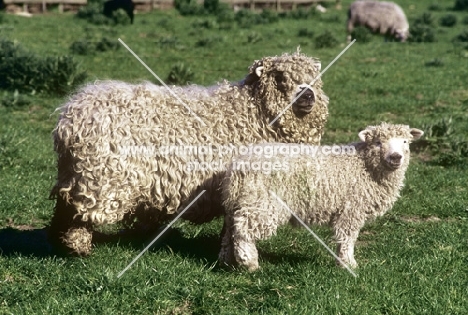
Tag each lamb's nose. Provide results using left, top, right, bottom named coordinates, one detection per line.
left=389, top=153, right=402, bottom=163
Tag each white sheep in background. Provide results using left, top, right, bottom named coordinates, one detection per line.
left=48, top=51, right=330, bottom=256
left=219, top=122, right=423, bottom=271
left=347, top=1, right=409, bottom=43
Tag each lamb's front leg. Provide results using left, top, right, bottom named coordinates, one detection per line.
left=231, top=214, right=260, bottom=272
left=334, top=224, right=361, bottom=269
left=233, top=237, right=259, bottom=272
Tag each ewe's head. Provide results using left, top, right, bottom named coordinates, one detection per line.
left=243, top=51, right=329, bottom=144
left=358, top=122, right=423, bottom=171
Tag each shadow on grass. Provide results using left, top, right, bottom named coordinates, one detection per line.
left=0, top=225, right=223, bottom=262
left=107, top=226, right=223, bottom=263
left=0, top=227, right=55, bottom=257
left=0, top=225, right=316, bottom=270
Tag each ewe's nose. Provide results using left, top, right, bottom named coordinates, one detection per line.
left=389, top=153, right=402, bottom=164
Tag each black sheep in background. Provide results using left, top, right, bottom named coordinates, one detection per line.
left=103, top=0, right=135, bottom=24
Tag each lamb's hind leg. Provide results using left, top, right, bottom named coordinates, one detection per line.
left=218, top=216, right=235, bottom=267
left=48, top=195, right=93, bottom=256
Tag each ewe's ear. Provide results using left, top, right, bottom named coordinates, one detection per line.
left=358, top=129, right=371, bottom=142
left=410, top=128, right=424, bottom=140
left=255, top=66, right=264, bottom=78
left=313, top=62, right=321, bottom=72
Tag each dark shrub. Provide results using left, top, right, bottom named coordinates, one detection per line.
left=76, top=0, right=133, bottom=24
left=96, top=36, right=120, bottom=51
left=454, top=0, right=468, bottom=11
left=203, top=0, right=219, bottom=14
left=260, top=9, right=279, bottom=23
left=297, top=28, right=314, bottom=38
left=235, top=9, right=260, bottom=27
left=414, top=12, right=435, bottom=26
left=454, top=29, right=468, bottom=42
left=175, top=0, right=205, bottom=16
left=314, top=30, right=339, bottom=48
left=439, top=14, right=457, bottom=27
left=70, top=39, right=96, bottom=55
left=350, top=26, right=372, bottom=43
left=0, top=39, right=86, bottom=95
left=408, top=24, right=436, bottom=42
left=166, top=63, right=195, bottom=85
left=103, top=0, right=134, bottom=24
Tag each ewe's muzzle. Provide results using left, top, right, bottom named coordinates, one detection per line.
left=293, top=85, right=316, bottom=116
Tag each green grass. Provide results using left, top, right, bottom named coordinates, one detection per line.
left=1, top=0, right=468, bottom=313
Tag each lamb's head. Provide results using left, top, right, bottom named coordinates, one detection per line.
left=358, top=122, right=423, bottom=172
left=243, top=50, right=329, bottom=144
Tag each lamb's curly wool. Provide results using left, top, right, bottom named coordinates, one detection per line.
left=219, top=123, right=423, bottom=271
left=48, top=51, right=329, bottom=256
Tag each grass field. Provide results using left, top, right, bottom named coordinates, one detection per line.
left=1, top=0, right=468, bottom=313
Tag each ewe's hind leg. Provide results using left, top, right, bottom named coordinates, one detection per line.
left=48, top=196, right=93, bottom=256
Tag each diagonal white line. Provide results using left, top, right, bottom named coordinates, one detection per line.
left=117, top=190, right=206, bottom=278
left=269, top=190, right=357, bottom=277
left=269, top=39, right=356, bottom=126
left=118, top=38, right=207, bottom=127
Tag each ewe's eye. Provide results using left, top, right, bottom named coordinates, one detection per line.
left=375, top=140, right=382, bottom=146
left=274, top=73, right=287, bottom=91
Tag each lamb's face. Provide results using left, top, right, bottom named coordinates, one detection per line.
left=381, top=138, right=410, bottom=170
left=358, top=124, right=424, bottom=171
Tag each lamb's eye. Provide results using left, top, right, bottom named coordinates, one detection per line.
left=404, top=140, right=408, bottom=144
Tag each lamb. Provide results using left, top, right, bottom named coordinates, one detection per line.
left=103, top=0, right=135, bottom=24
left=48, top=51, right=330, bottom=256
left=346, top=1, right=409, bottom=43
left=219, top=122, right=423, bottom=271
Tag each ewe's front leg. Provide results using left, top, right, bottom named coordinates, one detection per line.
left=48, top=196, right=93, bottom=256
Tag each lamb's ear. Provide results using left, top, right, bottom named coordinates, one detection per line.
left=358, top=129, right=371, bottom=142
left=410, top=128, right=424, bottom=140
left=255, top=66, right=264, bottom=78
left=313, top=62, right=321, bottom=72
